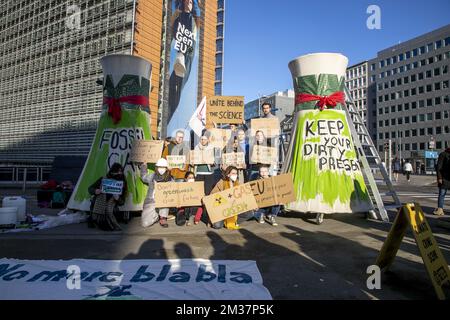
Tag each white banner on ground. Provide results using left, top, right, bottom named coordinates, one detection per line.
left=0, top=258, right=272, bottom=300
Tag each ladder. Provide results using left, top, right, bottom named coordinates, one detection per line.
left=343, top=86, right=401, bottom=222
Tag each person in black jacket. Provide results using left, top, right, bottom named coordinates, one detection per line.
left=88, top=163, right=127, bottom=231
left=434, top=146, right=450, bottom=216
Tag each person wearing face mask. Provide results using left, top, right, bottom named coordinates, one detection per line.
left=222, top=136, right=246, bottom=184
left=209, top=166, right=242, bottom=230
left=88, top=163, right=127, bottom=231
left=140, top=158, right=173, bottom=228
left=176, top=171, right=204, bottom=226
left=252, top=165, right=280, bottom=226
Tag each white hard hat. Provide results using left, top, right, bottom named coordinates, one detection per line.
left=155, top=158, right=168, bottom=168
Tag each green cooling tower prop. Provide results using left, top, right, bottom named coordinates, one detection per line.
left=68, top=54, right=153, bottom=212
left=282, top=53, right=372, bottom=214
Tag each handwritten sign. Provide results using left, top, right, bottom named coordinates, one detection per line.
left=207, top=96, right=244, bottom=124
left=249, top=173, right=296, bottom=208
left=208, top=129, right=232, bottom=149
left=101, top=179, right=124, bottom=195
left=167, top=155, right=186, bottom=170
left=222, top=152, right=246, bottom=169
left=203, top=183, right=259, bottom=224
left=250, top=145, right=278, bottom=164
left=130, top=140, right=164, bottom=163
left=251, top=118, right=280, bottom=137
left=154, top=182, right=205, bottom=208
left=190, top=149, right=215, bottom=165
left=376, top=203, right=450, bottom=300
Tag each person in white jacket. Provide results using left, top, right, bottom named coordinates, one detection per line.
left=403, top=160, right=413, bottom=182
left=140, top=158, right=173, bottom=228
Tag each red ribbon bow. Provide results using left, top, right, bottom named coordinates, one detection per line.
left=295, top=91, right=345, bottom=111
left=103, top=95, right=149, bottom=124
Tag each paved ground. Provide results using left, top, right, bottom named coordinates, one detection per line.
left=1, top=173, right=449, bottom=300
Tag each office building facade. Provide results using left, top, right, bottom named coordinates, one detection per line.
left=370, top=24, right=450, bottom=170
left=0, top=0, right=224, bottom=165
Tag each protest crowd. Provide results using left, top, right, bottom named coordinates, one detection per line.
left=88, top=102, right=287, bottom=231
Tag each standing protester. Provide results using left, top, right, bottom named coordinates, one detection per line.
left=403, top=160, right=413, bottom=182
left=434, top=146, right=450, bottom=216
left=237, top=128, right=250, bottom=178
left=88, top=163, right=127, bottom=231
left=252, top=165, right=280, bottom=226
left=393, top=157, right=401, bottom=182
left=168, top=130, right=190, bottom=181
left=260, top=102, right=276, bottom=118
left=193, top=134, right=216, bottom=194
left=248, top=130, right=270, bottom=180
left=140, top=158, right=173, bottom=228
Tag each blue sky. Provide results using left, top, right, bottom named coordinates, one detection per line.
left=222, top=0, right=450, bottom=101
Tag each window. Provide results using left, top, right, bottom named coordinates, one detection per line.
left=215, top=53, right=223, bottom=66
left=427, top=43, right=433, bottom=52
left=426, top=70, right=432, bottom=78
left=420, top=143, right=425, bottom=150
left=406, top=51, right=411, bottom=59
left=215, top=68, right=222, bottom=81
left=411, top=74, right=416, bottom=82
left=436, top=127, right=442, bottom=135
left=392, top=132, right=396, bottom=139
left=436, top=141, right=442, bottom=150
left=420, top=128, right=425, bottom=136
left=446, top=37, right=450, bottom=46
left=411, top=88, right=417, bottom=96
left=434, top=68, right=440, bottom=76
left=427, top=113, right=433, bottom=121
left=435, top=82, right=441, bottom=91
left=420, top=46, right=426, bottom=54
left=385, top=132, right=390, bottom=139
left=435, top=97, right=441, bottom=105
left=398, top=104, right=403, bottom=111
left=216, top=39, right=223, bottom=52
left=392, top=56, right=397, bottom=64
left=405, top=116, right=410, bottom=124
left=435, top=112, right=441, bottom=120
left=418, top=72, right=424, bottom=80
left=397, top=78, right=402, bottom=86
left=404, top=90, right=409, bottom=97
left=436, top=40, right=442, bottom=49
left=405, top=130, right=410, bottom=138
left=426, top=84, right=432, bottom=92
left=405, top=144, right=410, bottom=151
left=378, top=108, right=383, bottom=115
left=412, top=143, right=418, bottom=151
left=398, top=117, right=403, bottom=125
left=403, top=76, right=409, bottom=84
left=420, top=59, right=426, bottom=66
left=412, top=129, right=417, bottom=137
left=419, top=86, right=424, bottom=94
left=419, top=114, right=425, bottom=122
left=405, top=103, right=410, bottom=110
left=427, top=128, right=433, bottom=135
left=391, top=119, right=396, bottom=125
left=379, top=133, right=383, bottom=140
left=379, top=121, right=383, bottom=127
left=427, top=99, right=433, bottom=107
left=385, top=120, right=389, bottom=126
left=385, top=107, right=389, bottom=113
left=412, top=101, right=417, bottom=109
left=380, top=60, right=385, bottom=68
left=412, top=48, right=418, bottom=57
left=371, top=63, right=376, bottom=71
left=428, top=57, right=434, bottom=64
left=399, top=54, right=404, bottom=61
left=412, top=115, right=417, bottom=123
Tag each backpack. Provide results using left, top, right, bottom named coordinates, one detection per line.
left=51, top=191, right=66, bottom=208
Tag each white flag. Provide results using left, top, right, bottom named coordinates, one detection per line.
left=189, top=96, right=207, bottom=137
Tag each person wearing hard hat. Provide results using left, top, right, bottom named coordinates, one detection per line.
left=140, top=158, right=173, bottom=228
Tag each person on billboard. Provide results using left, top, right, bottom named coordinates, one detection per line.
left=168, top=0, right=201, bottom=121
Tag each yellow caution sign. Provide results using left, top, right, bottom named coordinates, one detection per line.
left=376, top=203, right=450, bottom=300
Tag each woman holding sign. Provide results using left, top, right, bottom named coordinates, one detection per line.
left=140, top=159, right=173, bottom=228
left=88, top=163, right=127, bottom=231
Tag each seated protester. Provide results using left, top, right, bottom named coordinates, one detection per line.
left=252, top=165, right=280, bottom=226
left=88, top=163, right=127, bottom=231
left=210, top=166, right=254, bottom=230
left=140, top=158, right=173, bottom=228
left=177, top=172, right=203, bottom=226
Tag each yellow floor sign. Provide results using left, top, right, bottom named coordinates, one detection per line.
left=376, top=203, right=450, bottom=300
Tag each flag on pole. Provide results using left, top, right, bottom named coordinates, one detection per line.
left=189, top=96, right=207, bottom=137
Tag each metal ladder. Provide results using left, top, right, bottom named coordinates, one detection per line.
left=343, top=86, right=401, bottom=222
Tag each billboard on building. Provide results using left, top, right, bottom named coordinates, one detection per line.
left=166, top=0, right=203, bottom=135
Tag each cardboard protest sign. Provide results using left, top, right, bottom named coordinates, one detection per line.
left=250, top=145, right=278, bottom=164
left=249, top=173, right=296, bottom=208
left=251, top=118, right=280, bottom=137
left=208, top=128, right=232, bottom=148
left=101, top=179, right=124, bottom=195
left=154, top=182, right=205, bottom=208
left=167, top=155, right=186, bottom=170
left=190, top=149, right=215, bottom=165
left=222, top=152, right=246, bottom=169
left=376, top=203, right=450, bottom=300
left=203, top=183, right=258, bottom=224
left=207, top=96, right=244, bottom=124
left=130, top=140, right=164, bottom=163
